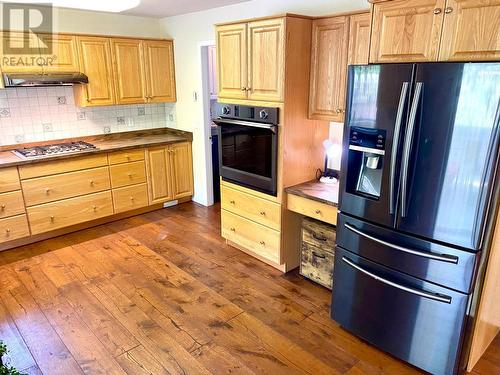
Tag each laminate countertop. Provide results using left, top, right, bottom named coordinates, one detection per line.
left=285, top=180, right=339, bottom=207
left=0, top=128, right=192, bottom=168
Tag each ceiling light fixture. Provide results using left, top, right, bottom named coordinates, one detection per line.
left=11, top=0, right=141, bottom=13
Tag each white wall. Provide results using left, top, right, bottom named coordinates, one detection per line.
left=159, top=0, right=368, bottom=205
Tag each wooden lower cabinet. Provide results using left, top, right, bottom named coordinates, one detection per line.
left=27, top=191, right=114, bottom=235
left=221, top=185, right=281, bottom=230
left=0, top=167, right=21, bottom=193
left=221, top=209, right=281, bottom=264
left=112, top=183, right=149, bottom=213
left=0, top=191, right=25, bottom=218
left=287, top=194, right=338, bottom=226
left=0, top=215, right=30, bottom=243
left=109, top=161, right=147, bottom=188
left=146, top=142, right=194, bottom=204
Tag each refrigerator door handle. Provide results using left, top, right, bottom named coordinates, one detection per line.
left=400, top=82, right=423, bottom=218
left=344, top=222, right=459, bottom=264
left=389, top=82, right=409, bottom=214
left=342, top=256, right=453, bottom=304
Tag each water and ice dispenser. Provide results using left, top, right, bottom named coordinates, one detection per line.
left=345, top=127, right=386, bottom=199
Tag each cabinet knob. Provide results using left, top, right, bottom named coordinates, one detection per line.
left=128, top=173, right=133, bottom=178
left=260, top=211, right=266, bottom=216
left=335, top=108, right=342, bottom=114
left=230, top=200, right=235, bottom=204
left=89, top=180, right=95, bottom=186
left=45, top=188, right=51, bottom=194
left=0, top=204, right=5, bottom=210
left=246, top=87, right=251, bottom=91
left=241, top=87, right=246, bottom=91
left=315, top=209, right=321, bottom=214
left=433, top=8, right=442, bottom=14
left=260, top=241, right=265, bottom=246
left=444, top=7, right=453, bottom=13
left=92, top=205, right=97, bottom=211
left=230, top=227, right=235, bottom=232
left=5, top=228, right=10, bottom=234
left=130, top=197, right=135, bottom=201
left=50, top=215, right=55, bottom=222
left=127, top=156, right=131, bottom=160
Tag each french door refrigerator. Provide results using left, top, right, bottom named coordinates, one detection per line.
left=332, top=62, right=500, bottom=375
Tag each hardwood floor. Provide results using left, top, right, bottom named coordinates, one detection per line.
left=0, top=201, right=498, bottom=375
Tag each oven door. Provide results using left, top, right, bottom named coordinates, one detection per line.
left=214, top=118, right=278, bottom=196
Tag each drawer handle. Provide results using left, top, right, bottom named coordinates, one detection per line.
left=130, top=197, right=135, bottom=201
left=315, top=209, right=321, bottom=214
left=5, top=228, right=10, bottom=235
left=128, top=173, right=134, bottom=178
left=230, top=200, right=236, bottom=204
left=312, top=233, right=328, bottom=242
left=89, top=180, right=95, bottom=186
left=230, top=227, right=236, bottom=232
left=260, top=241, right=265, bottom=246
left=92, top=205, right=98, bottom=212
left=444, top=6, right=453, bottom=13
left=0, top=204, right=5, bottom=211
left=312, top=251, right=326, bottom=259
left=433, top=8, right=442, bottom=14
left=260, top=211, right=266, bottom=216
left=45, top=188, right=51, bottom=194
left=127, top=156, right=131, bottom=160
left=50, top=215, right=55, bottom=222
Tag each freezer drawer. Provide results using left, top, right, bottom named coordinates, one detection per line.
left=331, top=247, right=469, bottom=375
left=336, top=213, right=478, bottom=293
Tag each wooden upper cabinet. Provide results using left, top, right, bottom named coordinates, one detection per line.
left=439, top=0, right=500, bottom=61
left=75, top=36, right=115, bottom=106
left=247, top=18, right=285, bottom=102
left=348, top=12, right=372, bottom=64
left=170, top=142, right=194, bottom=199
left=146, top=146, right=173, bottom=204
left=370, top=0, right=446, bottom=62
left=309, top=16, right=350, bottom=121
left=111, top=39, right=147, bottom=104
left=38, top=34, right=79, bottom=72
left=143, top=40, right=176, bottom=103
left=216, top=23, right=248, bottom=100
left=0, top=31, right=43, bottom=73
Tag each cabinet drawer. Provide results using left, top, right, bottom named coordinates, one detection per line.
left=221, top=209, right=280, bottom=264
left=0, top=167, right=21, bottom=193
left=0, top=214, right=30, bottom=243
left=0, top=191, right=25, bottom=218
left=108, top=149, right=145, bottom=165
left=300, top=242, right=334, bottom=289
left=19, top=154, right=108, bottom=179
left=302, top=217, right=336, bottom=251
left=110, top=161, right=146, bottom=188
left=22, top=166, right=111, bottom=206
left=27, top=191, right=114, bottom=235
left=112, top=183, right=149, bottom=213
left=221, top=185, right=281, bottom=230
left=287, top=194, right=338, bottom=225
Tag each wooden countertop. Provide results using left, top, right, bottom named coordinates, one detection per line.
left=0, top=128, right=192, bottom=168
left=285, top=180, right=339, bottom=207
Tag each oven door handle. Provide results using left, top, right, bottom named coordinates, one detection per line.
left=213, top=118, right=277, bottom=133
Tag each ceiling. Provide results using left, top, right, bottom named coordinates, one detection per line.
left=121, top=0, right=250, bottom=18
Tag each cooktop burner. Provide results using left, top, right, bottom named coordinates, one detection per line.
left=13, top=141, right=98, bottom=159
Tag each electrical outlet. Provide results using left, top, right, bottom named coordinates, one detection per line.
left=42, top=123, right=53, bottom=132
left=103, top=126, right=111, bottom=134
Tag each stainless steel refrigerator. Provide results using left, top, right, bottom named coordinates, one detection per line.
left=331, top=62, right=500, bottom=375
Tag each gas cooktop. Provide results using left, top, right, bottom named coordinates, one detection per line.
left=13, top=141, right=98, bottom=159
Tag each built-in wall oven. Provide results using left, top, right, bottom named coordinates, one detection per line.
left=213, top=103, right=278, bottom=196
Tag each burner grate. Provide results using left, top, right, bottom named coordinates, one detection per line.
left=13, top=141, right=98, bottom=159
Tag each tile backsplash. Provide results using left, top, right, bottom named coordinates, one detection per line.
left=0, top=87, right=176, bottom=146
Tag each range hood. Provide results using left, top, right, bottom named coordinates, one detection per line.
left=3, top=72, right=89, bottom=87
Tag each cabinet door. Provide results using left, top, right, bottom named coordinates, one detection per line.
left=75, top=36, right=115, bottom=106
left=0, top=31, right=42, bottom=73
left=39, top=34, right=79, bottom=72
left=309, top=16, right=349, bottom=121
left=111, top=39, right=147, bottom=104
left=143, top=40, right=177, bottom=103
left=348, top=12, right=372, bottom=65
left=146, top=147, right=173, bottom=204
left=247, top=18, right=285, bottom=102
left=170, top=142, right=194, bottom=200
left=216, top=23, right=248, bottom=100
left=370, top=0, right=446, bottom=62
left=439, top=0, right=500, bottom=61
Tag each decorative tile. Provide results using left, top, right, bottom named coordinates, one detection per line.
left=57, top=96, right=67, bottom=105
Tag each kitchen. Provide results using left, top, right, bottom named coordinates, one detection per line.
left=0, top=1, right=499, bottom=375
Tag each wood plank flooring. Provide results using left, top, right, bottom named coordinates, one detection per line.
left=0, top=202, right=498, bottom=375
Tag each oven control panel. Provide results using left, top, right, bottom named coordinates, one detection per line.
left=214, top=103, right=278, bottom=125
